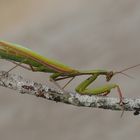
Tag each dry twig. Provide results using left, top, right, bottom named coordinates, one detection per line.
left=0, top=71, right=140, bottom=115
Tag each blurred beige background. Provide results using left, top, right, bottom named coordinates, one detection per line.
left=0, top=0, right=140, bottom=140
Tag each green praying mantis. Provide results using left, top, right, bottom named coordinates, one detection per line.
left=0, top=40, right=139, bottom=105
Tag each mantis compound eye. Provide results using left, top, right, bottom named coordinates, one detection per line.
left=106, top=71, right=114, bottom=81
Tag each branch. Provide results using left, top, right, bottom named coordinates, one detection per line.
left=0, top=71, right=140, bottom=115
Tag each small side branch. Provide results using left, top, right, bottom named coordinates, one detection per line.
left=0, top=71, right=140, bottom=115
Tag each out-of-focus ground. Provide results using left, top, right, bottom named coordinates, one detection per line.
left=0, top=0, right=140, bottom=140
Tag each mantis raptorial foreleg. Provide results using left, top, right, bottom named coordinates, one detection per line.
left=75, top=73, right=125, bottom=117
left=75, top=73, right=124, bottom=104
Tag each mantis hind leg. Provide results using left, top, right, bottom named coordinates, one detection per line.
left=6, top=59, right=37, bottom=74
left=7, top=59, right=46, bottom=73
left=0, top=59, right=34, bottom=86
left=75, top=74, right=124, bottom=104
left=4, top=59, right=29, bottom=73
left=8, top=60, right=34, bottom=73
left=11, top=61, right=33, bottom=71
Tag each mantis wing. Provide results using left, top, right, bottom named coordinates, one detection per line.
left=0, top=41, right=77, bottom=73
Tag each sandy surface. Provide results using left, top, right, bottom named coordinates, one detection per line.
left=0, top=0, right=140, bottom=140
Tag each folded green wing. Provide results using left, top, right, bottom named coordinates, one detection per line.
left=0, top=41, right=77, bottom=73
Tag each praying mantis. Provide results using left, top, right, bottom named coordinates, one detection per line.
left=0, top=40, right=139, bottom=105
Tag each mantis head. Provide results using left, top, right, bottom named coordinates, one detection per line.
left=106, top=71, right=114, bottom=81
left=106, top=64, right=140, bottom=81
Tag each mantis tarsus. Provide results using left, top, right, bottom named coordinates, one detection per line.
left=0, top=41, right=139, bottom=106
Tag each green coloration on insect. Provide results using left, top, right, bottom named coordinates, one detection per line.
left=0, top=41, right=139, bottom=104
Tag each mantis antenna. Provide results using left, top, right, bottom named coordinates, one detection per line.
left=114, top=64, right=140, bottom=78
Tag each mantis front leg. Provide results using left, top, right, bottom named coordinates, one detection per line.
left=75, top=73, right=124, bottom=104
